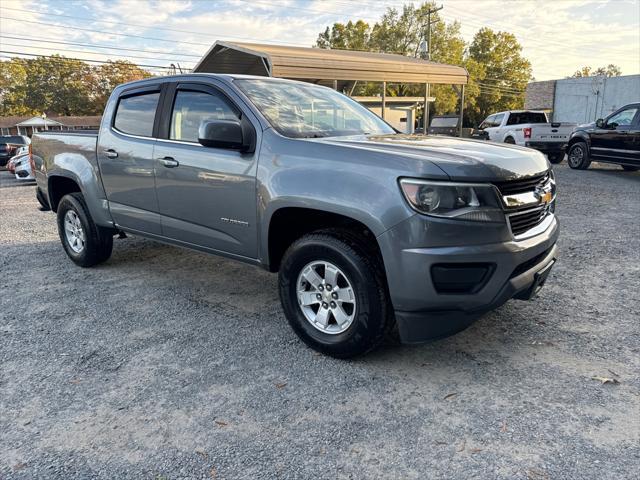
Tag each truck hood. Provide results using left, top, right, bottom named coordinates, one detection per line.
left=315, top=134, right=549, bottom=181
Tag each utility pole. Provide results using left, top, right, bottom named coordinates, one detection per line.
left=421, top=4, right=443, bottom=133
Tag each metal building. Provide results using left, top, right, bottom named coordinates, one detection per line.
left=193, top=41, right=468, bottom=135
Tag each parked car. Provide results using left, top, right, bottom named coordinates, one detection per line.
left=0, top=135, right=30, bottom=167
left=32, top=75, right=559, bottom=358
left=427, top=115, right=472, bottom=137
left=6, top=146, right=28, bottom=176
left=13, top=153, right=35, bottom=181
left=566, top=103, right=640, bottom=171
left=478, top=110, right=575, bottom=164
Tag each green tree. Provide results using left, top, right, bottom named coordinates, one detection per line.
left=315, top=3, right=532, bottom=127
left=317, top=20, right=371, bottom=50
left=0, top=58, right=36, bottom=116
left=0, top=56, right=154, bottom=116
left=23, top=55, right=94, bottom=116
left=571, top=64, right=621, bottom=78
left=88, top=60, right=153, bottom=113
left=467, top=28, right=532, bottom=123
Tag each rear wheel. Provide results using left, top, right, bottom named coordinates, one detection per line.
left=622, top=165, right=639, bottom=172
left=504, top=137, right=515, bottom=144
left=57, top=193, right=113, bottom=267
left=567, top=142, right=591, bottom=170
left=278, top=230, right=393, bottom=358
left=547, top=152, right=564, bottom=164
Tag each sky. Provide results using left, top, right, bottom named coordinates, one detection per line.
left=0, top=0, right=638, bottom=81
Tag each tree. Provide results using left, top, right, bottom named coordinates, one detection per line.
left=571, top=64, right=621, bottom=78
left=88, top=60, right=153, bottom=113
left=315, top=3, right=532, bottom=127
left=467, top=28, right=532, bottom=124
left=0, top=58, right=34, bottom=116
left=317, top=20, right=370, bottom=51
left=0, top=56, right=154, bottom=116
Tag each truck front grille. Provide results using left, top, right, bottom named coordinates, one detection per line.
left=494, top=173, right=549, bottom=196
left=508, top=204, right=551, bottom=236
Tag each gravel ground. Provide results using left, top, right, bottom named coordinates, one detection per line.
left=1, top=163, right=639, bottom=479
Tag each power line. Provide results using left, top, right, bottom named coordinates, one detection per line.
left=0, top=34, right=203, bottom=58
left=0, top=42, right=196, bottom=66
left=0, top=16, right=212, bottom=47
left=0, top=8, right=315, bottom=49
left=0, top=50, right=180, bottom=71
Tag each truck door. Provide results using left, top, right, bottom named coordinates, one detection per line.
left=97, top=85, right=162, bottom=234
left=153, top=82, right=259, bottom=258
left=591, top=105, right=639, bottom=162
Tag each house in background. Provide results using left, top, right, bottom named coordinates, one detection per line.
left=0, top=116, right=102, bottom=136
left=525, top=74, right=640, bottom=124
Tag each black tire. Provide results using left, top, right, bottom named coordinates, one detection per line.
left=547, top=152, right=564, bottom=164
left=57, top=193, right=113, bottom=267
left=278, top=229, right=393, bottom=358
left=36, top=187, right=50, bottom=211
left=567, top=142, right=591, bottom=170
left=622, top=165, right=639, bottom=172
left=504, top=137, right=515, bottom=144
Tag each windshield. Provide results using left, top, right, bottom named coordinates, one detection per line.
left=430, top=117, right=459, bottom=128
left=235, top=79, right=395, bottom=138
left=0, top=135, right=28, bottom=145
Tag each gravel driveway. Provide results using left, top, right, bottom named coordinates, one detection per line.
left=1, top=163, right=638, bottom=479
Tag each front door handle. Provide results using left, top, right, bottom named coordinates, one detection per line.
left=104, top=149, right=118, bottom=159
left=159, top=157, right=179, bottom=168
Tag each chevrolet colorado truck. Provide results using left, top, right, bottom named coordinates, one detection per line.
left=31, top=74, right=559, bottom=358
left=478, top=110, right=575, bottom=164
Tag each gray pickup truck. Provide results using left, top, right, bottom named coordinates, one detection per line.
left=32, top=74, right=559, bottom=358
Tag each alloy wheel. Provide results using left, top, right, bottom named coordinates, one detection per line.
left=569, top=145, right=584, bottom=168
left=296, top=261, right=356, bottom=334
left=64, top=210, right=86, bottom=253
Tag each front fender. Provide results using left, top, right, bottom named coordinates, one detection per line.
left=257, top=163, right=416, bottom=265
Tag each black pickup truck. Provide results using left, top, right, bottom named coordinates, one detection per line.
left=567, top=103, right=640, bottom=171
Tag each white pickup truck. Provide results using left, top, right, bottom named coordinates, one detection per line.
left=478, top=110, right=576, bottom=164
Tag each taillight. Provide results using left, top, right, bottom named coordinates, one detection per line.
left=28, top=144, right=36, bottom=174
left=523, top=127, right=532, bottom=139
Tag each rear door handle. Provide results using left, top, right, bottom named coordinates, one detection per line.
left=104, top=149, right=118, bottom=159
left=158, top=156, right=179, bottom=168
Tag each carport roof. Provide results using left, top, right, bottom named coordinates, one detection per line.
left=193, top=41, right=468, bottom=85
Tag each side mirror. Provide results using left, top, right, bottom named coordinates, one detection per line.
left=198, top=120, right=245, bottom=151
left=595, top=118, right=604, bottom=128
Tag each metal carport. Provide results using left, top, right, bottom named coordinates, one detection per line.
left=193, top=41, right=469, bottom=135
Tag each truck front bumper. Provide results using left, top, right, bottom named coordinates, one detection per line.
left=525, top=141, right=567, bottom=153
left=377, top=214, right=559, bottom=343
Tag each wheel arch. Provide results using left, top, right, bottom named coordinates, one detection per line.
left=48, top=174, right=82, bottom=212
left=265, top=206, right=383, bottom=273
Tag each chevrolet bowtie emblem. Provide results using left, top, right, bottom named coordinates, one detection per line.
left=534, top=184, right=553, bottom=204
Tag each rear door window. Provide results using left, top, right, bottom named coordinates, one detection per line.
left=114, top=92, right=160, bottom=137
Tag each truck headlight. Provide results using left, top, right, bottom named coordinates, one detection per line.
left=399, top=179, right=505, bottom=222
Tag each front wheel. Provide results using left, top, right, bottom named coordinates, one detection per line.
left=547, top=152, right=564, bottom=164
left=278, top=230, right=393, bottom=358
left=567, top=142, right=591, bottom=170
left=57, top=193, right=113, bottom=267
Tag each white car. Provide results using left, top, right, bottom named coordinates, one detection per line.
left=478, top=110, right=576, bottom=164
left=11, top=147, right=35, bottom=181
